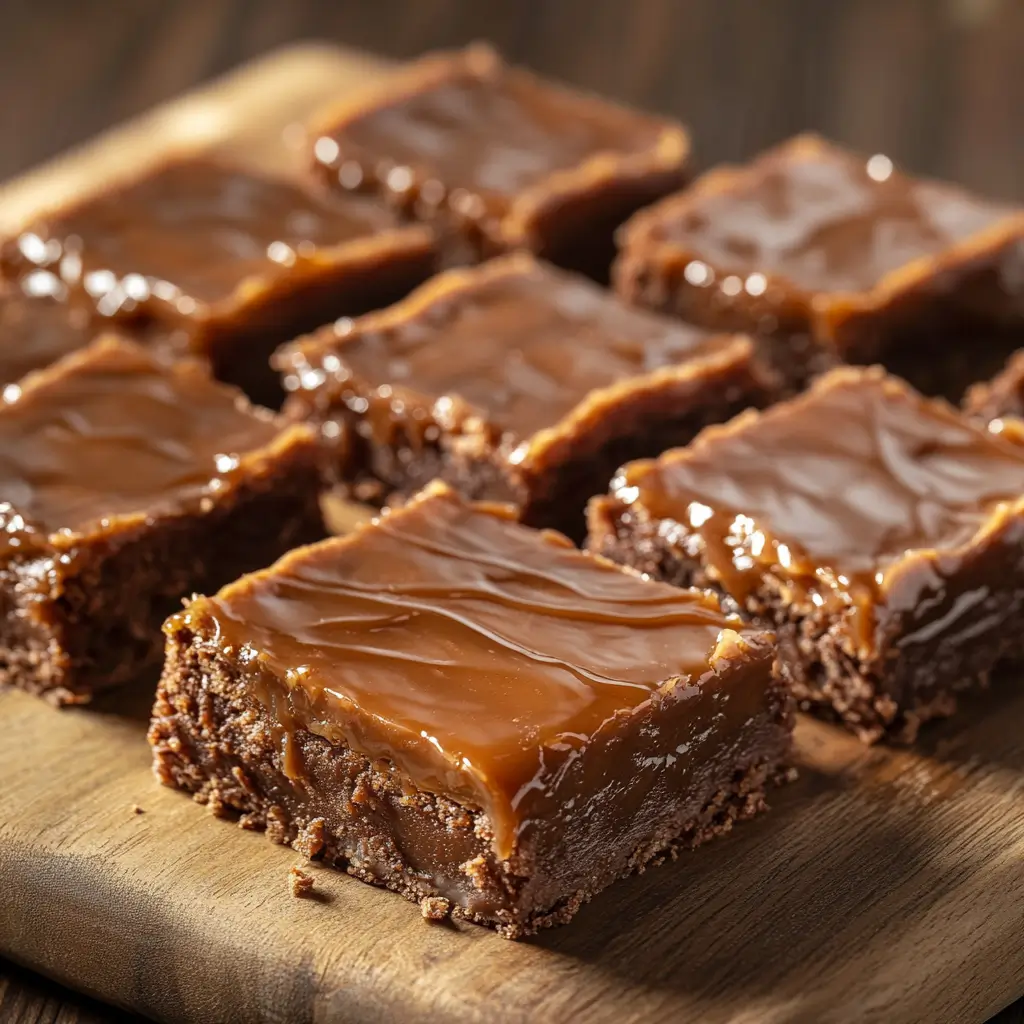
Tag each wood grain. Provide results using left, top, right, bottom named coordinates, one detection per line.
left=0, top=960, right=135, bottom=1024
left=3, top=37, right=1024, bottom=1024
left=7, top=664, right=1024, bottom=1024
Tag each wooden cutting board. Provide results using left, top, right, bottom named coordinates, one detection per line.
left=2, top=42, right=1024, bottom=1024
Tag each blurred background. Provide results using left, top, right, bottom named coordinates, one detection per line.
left=1, top=0, right=1023, bottom=199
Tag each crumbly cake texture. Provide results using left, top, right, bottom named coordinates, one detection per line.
left=310, top=44, right=689, bottom=281
left=615, top=133, right=1024, bottom=400
left=588, top=366, right=1024, bottom=743
left=0, top=336, right=324, bottom=704
left=275, top=254, right=781, bottom=539
left=150, top=483, right=792, bottom=938
left=0, top=157, right=437, bottom=407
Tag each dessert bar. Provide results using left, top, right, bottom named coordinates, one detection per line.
left=589, top=366, right=1024, bottom=742
left=0, top=157, right=436, bottom=406
left=615, top=133, right=1024, bottom=398
left=311, top=44, right=689, bottom=281
left=276, top=254, right=780, bottom=538
left=0, top=336, right=323, bottom=704
left=150, top=482, right=792, bottom=938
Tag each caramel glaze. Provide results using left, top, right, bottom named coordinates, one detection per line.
left=0, top=279, right=179, bottom=387
left=280, top=256, right=723, bottom=444
left=313, top=47, right=666, bottom=225
left=0, top=158, right=403, bottom=321
left=611, top=365, right=1024, bottom=656
left=0, top=336, right=283, bottom=556
left=0, top=283, right=98, bottom=385
left=645, top=135, right=1017, bottom=294
left=173, top=483, right=775, bottom=860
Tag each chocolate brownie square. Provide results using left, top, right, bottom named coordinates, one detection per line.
left=150, top=481, right=792, bottom=938
left=616, top=134, right=1024, bottom=398
left=275, top=254, right=781, bottom=538
left=0, top=157, right=437, bottom=406
left=589, top=366, right=1024, bottom=742
left=0, top=336, right=324, bottom=704
left=311, top=44, right=689, bottom=281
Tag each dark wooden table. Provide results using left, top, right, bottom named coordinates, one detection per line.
left=2, top=1, right=1024, bottom=1020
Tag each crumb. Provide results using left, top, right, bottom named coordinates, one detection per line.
left=266, top=805, right=289, bottom=844
left=289, top=866, right=314, bottom=897
left=294, top=817, right=326, bottom=859
left=130, top=804, right=145, bottom=815
left=420, top=896, right=451, bottom=921
left=460, top=855, right=489, bottom=891
left=207, top=791, right=229, bottom=818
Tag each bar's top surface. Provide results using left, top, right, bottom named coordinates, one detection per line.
left=314, top=46, right=674, bottom=219
left=0, top=336, right=285, bottom=550
left=0, top=158, right=405, bottom=314
left=629, top=134, right=1017, bottom=294
left=177, top=484, right=762, bottom=857
left=611, top=366, right=1024, bottom=607
left=0, top=285, right=96, bottom=386
left=284, top=256, right=724, bottom=437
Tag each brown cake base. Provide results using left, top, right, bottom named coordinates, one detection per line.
left=150, top=633, right=792, bottom=939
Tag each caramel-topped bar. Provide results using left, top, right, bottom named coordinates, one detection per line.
left=589, top=366, right=1024, bottom=742
left=0, top=158, right=436, bottom=406
left=0, top=336, right=323, bottom=703
left=616, top=134, right=1024, bottom=398
left=277, top=254, right=779, bottom=537
left=311, top=45, right=689, bottom=280
left=150, top=482, right=791, bottom=937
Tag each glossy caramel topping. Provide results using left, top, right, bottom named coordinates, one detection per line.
left=643, top=135, right=1017, bottom=294
left=614, top=367, right=1024, bottom=631
left=0, top=284, right=96, bottom=386
left=181, top=484, right=755, bottom=858
left=0, top=336, right=282, bottom=551
left=284, top=257, right=721, bottom=438
left=2, top=159, right=402, bottom=317
left=315, top=48, right=667, bottom=220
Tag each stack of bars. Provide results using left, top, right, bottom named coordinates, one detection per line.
left=4, top=43, right=1024, bottom=938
